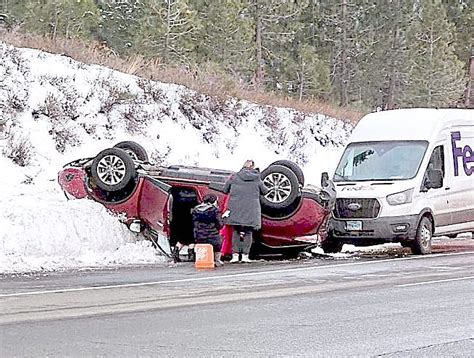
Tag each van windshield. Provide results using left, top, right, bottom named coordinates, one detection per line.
left=334, top=141, right=428, bottom=182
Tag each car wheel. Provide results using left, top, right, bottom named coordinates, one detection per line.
left=270, top=160, right=305, bottom=186
left=321, top=239, right=343, bottom=254
left=91, top=148, right=136, bottom=192
left=446, top=233, right=458, bottom=239
left=114, top=141, right=149, bottom=162
left=412, top=217, right=433, bottom=255
left=260, top=164, right=300, bottom=210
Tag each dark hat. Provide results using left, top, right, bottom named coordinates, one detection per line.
left=203, top=193, right=217, bottom=203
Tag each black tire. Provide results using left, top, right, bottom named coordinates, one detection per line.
left=321, top=239, right=343, bottom=254
left=270, top=160, right=305, bottom=186
left=91, top=148, right=136, bottom=192
left=412, top=216, right=433, bottom=254
left=400, top=240, right=413, bottom=248
left=260, top=164, right=300, bottom=210
left=114, top=141, right=149, bottom=162
left=446, top=233, right=458, bottom=239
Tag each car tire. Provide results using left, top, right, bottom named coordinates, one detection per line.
left=321, top=239, right=343, bottom=254
left=446, top=233, right=458, bottom=239
left=269, top=160, right=305, bottom=186
left=114, top=141, right=149, bottom=162
left=260, top=164, right=300, bottom=210
left=412, top=216, right=433, bottom=255
left=91, top=148, right=136, bottom=192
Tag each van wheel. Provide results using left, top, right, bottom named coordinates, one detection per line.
left=114, top=141, right=149, bottom=162
left=270, top=160, right=305, bottom=186
left=412, top=217, right=432, bottom=255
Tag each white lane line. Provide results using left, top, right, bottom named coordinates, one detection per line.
left=1, top=251, right=473, bottom=298
left=397, top=276, right=474, bottom=287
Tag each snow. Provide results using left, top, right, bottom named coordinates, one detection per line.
left=0, top=42, right=352, bottom=273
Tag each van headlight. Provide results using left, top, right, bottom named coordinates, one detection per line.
left=386, top=188, right=414, bottom=206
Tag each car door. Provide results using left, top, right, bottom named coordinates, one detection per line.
left=138, top=176, right=172, bottom=236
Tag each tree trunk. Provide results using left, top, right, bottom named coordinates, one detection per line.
left=465, top=55, right=473, bottom=108
left=298, top=70, right=304, bottom=101
left=340, top=0, right=349, bottom=106
left=254, top=2, right=264, bottom=91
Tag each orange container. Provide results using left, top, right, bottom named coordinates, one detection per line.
left=194, top=244, right=215, bottom=269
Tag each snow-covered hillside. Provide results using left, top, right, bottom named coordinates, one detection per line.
left=0, top=42, right=352, bottom=273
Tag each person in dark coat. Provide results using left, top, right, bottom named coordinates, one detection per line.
left=223, top=160, right=269, bottom=263
left=191, top=193, right=224, bottom=266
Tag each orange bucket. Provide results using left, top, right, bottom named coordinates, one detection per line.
left=194, top=244, right=215, bottom=269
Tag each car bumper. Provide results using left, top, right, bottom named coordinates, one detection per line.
left=329, top=215, right=418, bottom=244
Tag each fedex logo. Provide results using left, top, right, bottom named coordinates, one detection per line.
left=451, top=131, right=473, bottom=176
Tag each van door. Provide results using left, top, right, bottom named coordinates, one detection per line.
left=420, top=144, right=452, bottom=234
left=446, top=129, right=474, bottom=232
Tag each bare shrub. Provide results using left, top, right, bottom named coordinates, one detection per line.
left=150, top=146, right=171, bottom=165
left=179, top=92, right=219, bottom=142
left=49, top=125, right=80, bottom=153
left=95, top=76, right=135, bottom=115
left=3, top=133, right=33, bottom=167
left=123, top=105, right=152, bottom=135
left=7, top=93, right=27, bottom=112
left=35, top=94, right=80, bottom=152
left=137, top=78, right=165, bottom=103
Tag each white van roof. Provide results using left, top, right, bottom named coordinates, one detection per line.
left=350, top=108, right=474, bottom=143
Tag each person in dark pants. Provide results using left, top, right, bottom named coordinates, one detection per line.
left=223, top=160, right=269, bottom=263
left=191, top=194, right=224, bottom=266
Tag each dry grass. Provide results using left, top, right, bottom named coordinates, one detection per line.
left=0, top=29, right=365, bottom=122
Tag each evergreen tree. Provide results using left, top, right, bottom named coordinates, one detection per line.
left=136, top=0, right=199, bottom=64
left=97, top=0, right=146, bottom=55
left=318, top=0, right=370, bottom=107
left=358, top=0, right=414, bottom=110
left=247, top=0, right=307, bottom=91
left=192, top=0, right=253, bottom=79
left=402, top=0, right=466, bottom=107
left=5, top=0, right=100, bottom=39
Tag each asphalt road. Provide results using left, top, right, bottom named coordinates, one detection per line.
left=1, top=242, right=473, bottom=357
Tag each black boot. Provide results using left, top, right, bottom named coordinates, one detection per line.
left=172, top=246, right=181, bottom=263
left=188, top=247, right=195, bottom=262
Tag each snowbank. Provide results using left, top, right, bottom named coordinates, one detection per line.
left=0, top=42, right=352, bottom=273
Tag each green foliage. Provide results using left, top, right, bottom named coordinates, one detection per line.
left=402, top=0, right=466, bottom=107
left=1, top=0, right=471, bottom=108
left=135, top=0, right=200, bottom=64
left=96, top=0, right=146, bottom=55
left=5, top=0, right=100, bottom=39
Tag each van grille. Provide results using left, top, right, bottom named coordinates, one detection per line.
left=334, top=198, right=380, bottom=219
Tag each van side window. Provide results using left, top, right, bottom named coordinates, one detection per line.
left=428, top=146, right=445, bottom=177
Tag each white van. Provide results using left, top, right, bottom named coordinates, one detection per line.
left=326, top=108, right=474, bottom=254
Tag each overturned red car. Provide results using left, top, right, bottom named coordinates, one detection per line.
left=58, top=141, right=336, bottom=258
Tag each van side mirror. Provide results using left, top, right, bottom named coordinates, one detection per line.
left=321, top=172, right=329, bottom=187
left=423, top=169, right=443, bottom=190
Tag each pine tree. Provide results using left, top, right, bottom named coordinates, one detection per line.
left=358, top=0, right=414, bottom=110
left=247, top=0, right=307, bottom=91
left=5, top=0, right=100, bottom=39
left=317, top=0, right=371, bottom=107
left=137, top=0, right=199, bottom=64
left=97, top=0, right=146, bottom=55
left=402, top=0, right=466, bottom=107
left=192, top=0, right=253, bottom=79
